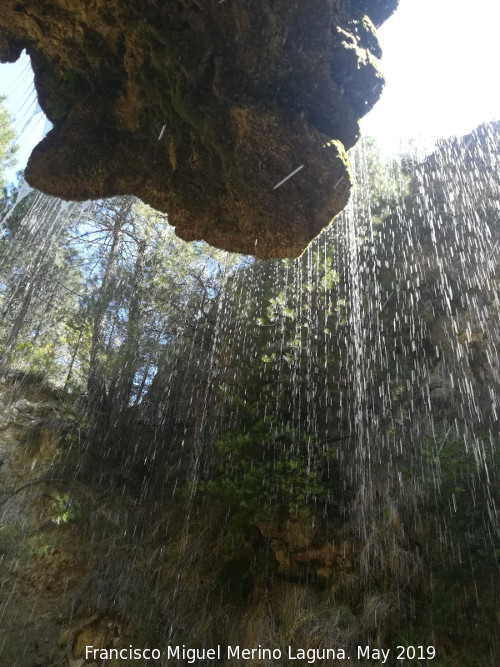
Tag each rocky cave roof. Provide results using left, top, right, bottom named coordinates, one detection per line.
left=0, top=0, right=398, bottom=258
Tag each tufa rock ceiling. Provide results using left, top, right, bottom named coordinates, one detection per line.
left=0, top=1, right=398, bottom=257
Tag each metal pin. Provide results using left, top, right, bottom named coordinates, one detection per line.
left=272, top=164, right=305, bottom=190
left=158, top=124, right=166, bottom=141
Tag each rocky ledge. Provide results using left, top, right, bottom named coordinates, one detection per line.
left=0, top=1, right=398, bottom=257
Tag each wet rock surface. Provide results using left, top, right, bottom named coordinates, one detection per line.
left=0, top=1, right=397, bottom=257
left=257, top=516, right=354, bottom=578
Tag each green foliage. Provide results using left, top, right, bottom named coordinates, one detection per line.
left=0, top=523, right=22, bottom=558
left=202, top=418, right=338, bottom=551
left=0, top=95, right=18, bottom=195
left=0, top=192, right=246, bottom=407
left=355, top=136, right=410, bottom=226
left=409, top=435, right=500, bottom=663
left=422, top=436, right=500, bottom=571
left=200, top=255, right=345, bottom=551
left=51, top=492, right=81, bottom=525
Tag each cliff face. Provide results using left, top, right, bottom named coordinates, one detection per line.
left=0, top=1, right=398, bottom=258
left=1, top=126, right=499, bottom=667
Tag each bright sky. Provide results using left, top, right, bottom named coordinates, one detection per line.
left=362, top=0, right=500, bottom=153
left=0, top=54, right=46, bottom=180
left=1, top=0, right=499, bottom=177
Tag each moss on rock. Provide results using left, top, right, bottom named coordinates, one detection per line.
left=0, top=1, right=398, bottom=257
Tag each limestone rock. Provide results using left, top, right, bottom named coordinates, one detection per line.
left=257, top=516, right=354, bottom=577
left=0, top=1, right=398, bottom=258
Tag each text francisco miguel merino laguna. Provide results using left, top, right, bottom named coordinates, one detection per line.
left=85, top=643, right=436, bottom=663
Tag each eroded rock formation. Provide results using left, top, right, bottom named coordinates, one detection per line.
left=0, top=0, right=398, bottom=257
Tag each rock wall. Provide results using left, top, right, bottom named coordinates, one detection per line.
left=0, top=1, right=398, bottom=258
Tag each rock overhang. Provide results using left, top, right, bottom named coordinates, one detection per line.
left=0, top=0, right=398, bottom=258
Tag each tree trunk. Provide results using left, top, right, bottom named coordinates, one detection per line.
left=133, top=328, right=162, bottom=408
left=4, top=277, right=36, bottom=352
left=87, top=197, right=132, bottom=411
left=113, top=237, right=147, bottom=413
left=63, top=329, right=83, bottom=391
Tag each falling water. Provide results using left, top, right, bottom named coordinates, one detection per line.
left=201, top=126, right=500, bottom=658
left=0, top=125, right=499, bottom=664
